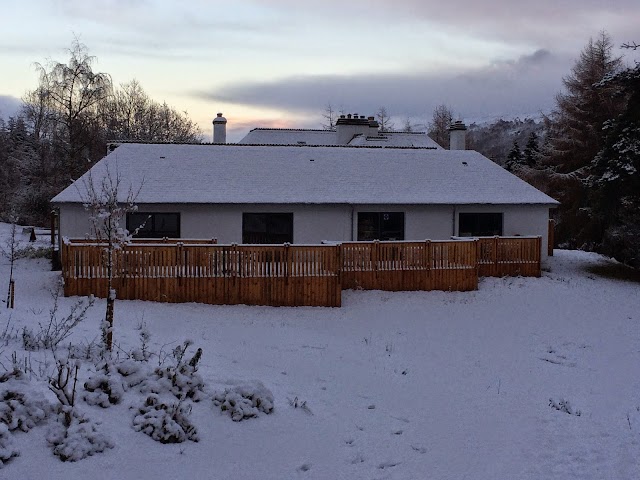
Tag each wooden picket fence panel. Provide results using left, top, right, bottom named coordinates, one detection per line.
left=61, top=236, right=542, bottom=307
left=341, top=240, right=478, bottom=292
left=475, top=236, right=541, bottom=277
left=62, top=241, right=341, bottom=307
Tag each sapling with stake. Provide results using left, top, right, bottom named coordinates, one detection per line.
left=78, top=163, right=142, bottom=351
left=1, top=215, right=19, bottom=309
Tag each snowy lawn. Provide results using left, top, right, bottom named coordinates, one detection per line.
left=1, top=223, right=639, bottom=479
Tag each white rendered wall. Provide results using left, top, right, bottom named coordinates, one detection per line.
left=57, top=203, right=551, bottom=256
left=351, top=205, right=454, bottom=241
left=454, top=204, right=551, bottom=258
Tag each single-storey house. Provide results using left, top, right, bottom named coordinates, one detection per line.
left=51, top=114, right=558, bottom=257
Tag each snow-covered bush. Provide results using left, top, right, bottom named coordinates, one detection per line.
left=21, top=291, right=94, bottom=352
left=0, top=388, right=51, bottom=432
left=212, top=381, right=274, bottom=422
left=46, top=407, right=113, bottom=462
left=83, top=361, right=125, bottom=408
left=139, top=341, right=205, bottom=401
left=549, top=398, right=582, bottom=416
left=0, top=423, right=19, bottom=468
left=116, top=359, right=151, bottom=389
left=132, top=395, right=198, bottom=444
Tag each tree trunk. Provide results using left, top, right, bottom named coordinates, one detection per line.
left=105, top=291, right=115, bottom=350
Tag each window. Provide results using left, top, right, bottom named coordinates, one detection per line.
left=458, top=213, right=503, bottom=237
left=242, top=213, right=293, bottom=244
left=127, top=212, right=180, bottom=238
left=357, top=212, right=405, bottom=241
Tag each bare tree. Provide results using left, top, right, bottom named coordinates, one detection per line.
left=376, top=106, right=395, bottom=132
left=402, top=117, right=415, bottom=133
left=101, top=80, right=201, bottom=142
left=79, top=163, right=141, bottom=351
left=428, top=104, right=454, bottom=149
left=321, top=103, right=338, bottom=130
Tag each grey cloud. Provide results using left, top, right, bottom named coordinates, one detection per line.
left=259, top=0, right=640, bottom=52
left=196, top=49, right=569, bottom=121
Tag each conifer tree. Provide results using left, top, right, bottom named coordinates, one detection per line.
left=505, top=141, right=523, bottom=172
left=587, top=50, right=640, bottom=266
left=540, top=31, right=625, bottom=247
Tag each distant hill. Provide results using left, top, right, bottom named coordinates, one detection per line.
left=467, top=118, right=545, bottom=167
left=0, top=95, right=22, bottom=120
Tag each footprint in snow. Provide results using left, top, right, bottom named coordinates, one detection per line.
left=411, top=445, right=427, bottom=454
left=297, top=463, right=312, bottom=472
left=378, top=461, right=400, bottom=470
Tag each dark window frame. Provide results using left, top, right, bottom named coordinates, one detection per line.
left=458, top=212, right=503, bottom=237
left=357, top=212, right=405, bottom=241
left=242, top=212, right=294, bottom=244
left=126, top=212, right=181, bottom=239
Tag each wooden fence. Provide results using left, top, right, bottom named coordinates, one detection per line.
left=341, top=240, right=478, bottom=292
left=61, top=236, right=542, bottom=307
left=62, top=241, right=341, bottom=307
left=475, top=236, right=541, bottom=277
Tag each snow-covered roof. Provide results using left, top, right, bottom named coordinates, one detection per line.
left=239, top=128, right=337, bottom=145
left=52, top=143, right=559, bottom=206
left=348, top=132, right=442, bottom=148
left=239, top=128, right=443, bottom=149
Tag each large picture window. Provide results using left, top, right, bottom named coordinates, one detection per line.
left=357, top=212, right=405, bottom=241
left=127, top=212, right=180, bottom=238
left=458, top=213, right=503, bottom=237
left=243, top=213, right=293, bottom=244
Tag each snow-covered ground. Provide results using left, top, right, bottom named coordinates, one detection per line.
left=0, top=223, right=639, bottom=479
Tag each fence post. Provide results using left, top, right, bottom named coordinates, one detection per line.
left=548, top=219, right=555, bottom=256
left=177, top=242, right=183, bottom=286
left=336, top=244, right=342, bottom=306
left=493, top=235, right=499, bottom=276
left=537, top=236, right=542, bottom=277
left=284, top=243, right=290, bottom=285
left=50, top=210, right=56, bottom=246
left=373, top=240, right=379, bottom=280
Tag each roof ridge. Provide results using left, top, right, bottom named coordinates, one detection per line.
left=249, top=128, right=334, bottom=133
left=109, top=141, right=439, bottom=150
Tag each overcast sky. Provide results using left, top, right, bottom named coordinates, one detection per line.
left=1, top=0, right=638, bottom=141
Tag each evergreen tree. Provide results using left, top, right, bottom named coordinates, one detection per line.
left=505, top=141, right=523, bottom=172
left=588, top=56, right=640, bottom=266
left=523, top=132, right=541, bottom=167
left=540, top=31, right=625, bottom=247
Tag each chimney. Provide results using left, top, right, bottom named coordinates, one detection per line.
left=336, top=113, right=373, bottom=144
left=368, top=116, right=379, bottom=136
left=448, top=120, right=467, bottom=150
left=213, top=113, right=227, bottom=144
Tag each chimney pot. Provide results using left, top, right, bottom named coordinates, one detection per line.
left=213, top=112, right=227, bottom=144
left=448, top=120, right=467, bottom=150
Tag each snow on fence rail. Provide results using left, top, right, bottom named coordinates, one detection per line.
left=473, top=236, right=541, bottom=277
left=62, top=241, right=342, bottom=307
left=61, top=237, right=541, bottom=307
left=340, top=240, right=478, bottom=292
